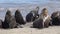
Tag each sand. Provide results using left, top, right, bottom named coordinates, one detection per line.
left=0, top=26, right=60, bottom=34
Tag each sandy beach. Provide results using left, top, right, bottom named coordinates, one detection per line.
left=0, top=25, right=60, bottom=34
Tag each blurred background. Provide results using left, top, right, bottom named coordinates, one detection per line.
left=0, top=0, right=60, bottom=21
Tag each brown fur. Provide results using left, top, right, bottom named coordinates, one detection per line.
left=33, top=8, right=51, bottom=28
left=2, top=10, right=17, bottom=29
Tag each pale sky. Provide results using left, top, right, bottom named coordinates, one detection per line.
left=0, top=0, right=59, bottom=4
left=0, top=0, right=50, bottom=3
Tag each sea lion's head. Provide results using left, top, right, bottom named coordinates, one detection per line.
left=51, top=11, right=59, bottom=18
left=41, top=8, right=48, bottom=16
left=6, top=10, right=11, bottom=16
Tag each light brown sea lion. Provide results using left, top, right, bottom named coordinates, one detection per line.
left=33, top=8, right=51, bottom=28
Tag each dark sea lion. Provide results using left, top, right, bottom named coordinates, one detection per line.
left=2, top=10, right=17, bottom=29
left=15, top=9, right=26, bottom=25
left=33, top=18, right=44, bottom=29
left=51, top=11, right=60, bottom=25
left=26, top=6, right=39, bottom=22
left=26, top=11, right=33, bottom=22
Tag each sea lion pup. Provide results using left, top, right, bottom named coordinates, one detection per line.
left=2, top=10, right=17, bottom=29
left=33, top=8, right=51, bottom=28
left=51, top=11, right=60, bottom=25
left=15, top=9, right=26, bottom=25
left=26, top=11, right=33, bottom=22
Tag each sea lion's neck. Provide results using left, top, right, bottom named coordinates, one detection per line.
left=43, top=15, right=49, bottom=22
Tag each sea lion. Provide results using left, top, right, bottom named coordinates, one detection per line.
left=26, top=11, right=33, bottom=22
left=32, top=6, right=39, bottom=21
left=40, top=8, right=52, bottom=27
left=33, top=8, right=51, bottom=28
left=26, top=6, right=39, bottom=22
left=2, top=10, right=17, bottom=29
left=15, top=9, right=26, bottom=25
left=51, top=11, right=60, bottom=25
